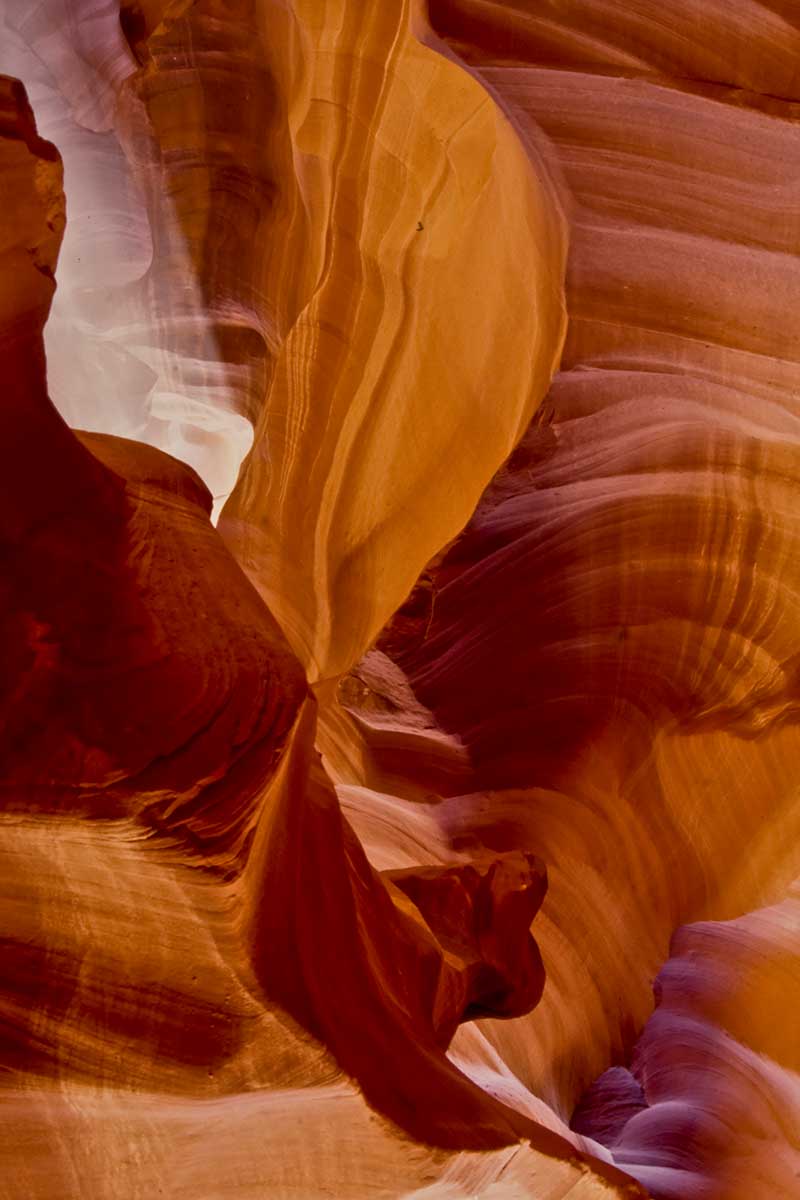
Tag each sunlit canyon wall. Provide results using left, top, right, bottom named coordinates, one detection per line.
left=1, top=2, right=799, bottom=1199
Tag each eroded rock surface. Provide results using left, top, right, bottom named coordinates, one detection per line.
left=1, top=2, right=799, bottom=1198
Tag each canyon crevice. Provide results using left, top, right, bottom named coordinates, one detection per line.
left=1, top=3, right=798, bottom=1199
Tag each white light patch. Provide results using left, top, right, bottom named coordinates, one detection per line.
left=0, top=0, right=253, bottom=522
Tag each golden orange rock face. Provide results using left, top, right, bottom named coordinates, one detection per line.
left=1, top=2, right=799, bottom=1199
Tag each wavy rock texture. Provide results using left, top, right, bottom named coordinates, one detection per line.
left=2, top=69, right=630, bottom=1199
left=200, top=0, right=566, bottom=678
left=354, top=2, right=800, bottom=1196
left=1, top=1, right=799, bottom=1199
left=1, top=0, right=568, bottom=674
left=0, top=22, right=633, bottom=1200
left=574, top=886, right=800, bottom=1198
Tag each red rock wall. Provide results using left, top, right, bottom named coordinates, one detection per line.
left=1, top=3, right=798, bottom=1198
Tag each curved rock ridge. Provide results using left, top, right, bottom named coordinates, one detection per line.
left=3, top=0, right=800, bottom=1197
left=156, top=0, right=567, bottom=678
left=574, top=886, right=800, bottom=1198
left=0, top=67, right=650, bottom=1199
left=343, top=1, right=800, bottom=1195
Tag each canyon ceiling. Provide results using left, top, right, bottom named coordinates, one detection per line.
left=1, top=2, right=799, bottom=1198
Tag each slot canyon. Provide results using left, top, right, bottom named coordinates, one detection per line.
left=1, top=2, right=798, bottom=1197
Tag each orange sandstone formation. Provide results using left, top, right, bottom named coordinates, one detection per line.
left=1, top=2, right=799, bottom=1199
left=2, top=67, right=644, bottom=1197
